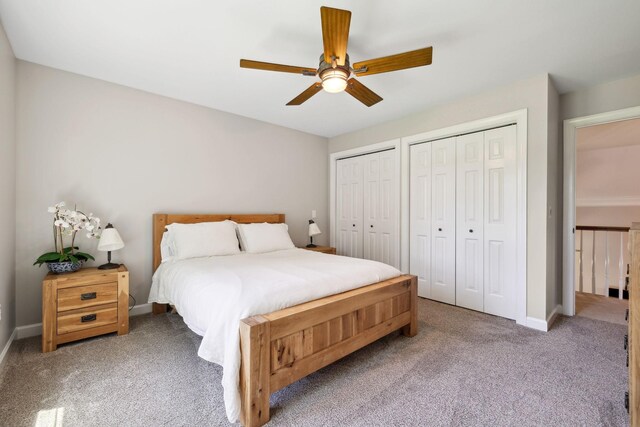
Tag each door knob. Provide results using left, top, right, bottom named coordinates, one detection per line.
left=370, top=225, right=374, bottom=228
left=352, top=224, right=355, bottom=227
left=469, top=229, right=474, bottom=233
left=438, top=228, right=442, bottom=232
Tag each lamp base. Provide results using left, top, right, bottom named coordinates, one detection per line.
left=98, top=262, right=120, bottom=270
left=306, top=244, right=318, bottom=248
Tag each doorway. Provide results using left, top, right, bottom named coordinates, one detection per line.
left=563, top=106, right=640, bottom=319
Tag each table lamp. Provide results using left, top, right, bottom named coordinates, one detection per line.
left=97, top=223, right=124, bottom=269
left=307, top=219, right=321, bottom=248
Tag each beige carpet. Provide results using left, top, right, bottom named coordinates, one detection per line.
left=576, top=291, right=629, bottom=325
left=0, top=299, right=629, bottom=426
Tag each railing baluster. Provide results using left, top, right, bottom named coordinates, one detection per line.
left=619, top=232, right=625, bottom=300
left=604, top=231, right=609, bottom=296
left=579, top=229, right=584, bottom=293
left=591, top=230, right=596, bottom=294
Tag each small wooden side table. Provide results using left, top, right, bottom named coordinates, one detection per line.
left=42, top=265, right=129, bottom=352
left=301, top=246, right=337, bottom=255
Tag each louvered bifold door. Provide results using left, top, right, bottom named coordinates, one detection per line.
left=336, top=156, right=364, bottom=258
left=456, top=132, right=485, bottom=312
left=410, top=143, right=432, bottom=298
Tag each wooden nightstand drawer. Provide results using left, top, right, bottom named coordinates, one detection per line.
left=42, top=266, right=129, bottom=352
left=57, top=303, right=118, bottom=335
left=57, top=282, right=118, bottom=312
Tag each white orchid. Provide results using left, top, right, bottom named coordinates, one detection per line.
left=46, top=201, right=102, bottom=257
left=54, top=219, right=69, bottom=228
left=35, top=201, right=102, bottom=268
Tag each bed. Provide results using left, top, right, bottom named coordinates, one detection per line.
left=150, top=213, right=417, bottom=427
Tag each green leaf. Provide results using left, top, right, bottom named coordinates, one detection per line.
left=74, top=251, right=95, bottom=261
left=68, top=254, right=79, bottom=263
left=63, top=246, right=80, bottom=253
left=34, top=252, right=65, bottom=266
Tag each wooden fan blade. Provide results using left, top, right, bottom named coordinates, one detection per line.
left=345, top=78, right=382, bottom=107
left=240, top=59, right=316, bottom=76
left=321, top=6, right=351, bottom=66
left=287, top=83, right=323, bottom=106
left=353, top=47, right=433, bottom=76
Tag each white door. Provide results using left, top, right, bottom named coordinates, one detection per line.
left=363, top=152, right=381, bottom=262
left=483, top=125, right=517, bottom=319
left=363, top=150, right=397, bottom=267
left=430, top=138, right=456, bottom=305
left=456, top=132, right=485, bottom=311
left=336, top=156, right=364, bottom=258
left=377, top=150, right=397, bottom=267
left=410, top=143, right=432, bottom=298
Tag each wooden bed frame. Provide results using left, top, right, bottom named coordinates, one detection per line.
left=152, top=213, right=417, bottom=427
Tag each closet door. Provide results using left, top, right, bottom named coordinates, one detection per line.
left=431, top=138, right=456, bottom=305
left=456, top=132, right=485, bottom=312
left=483, top=125, right=517, bottom=319
left=410, top=143, right=432, bottom=298
left=363, top=152, right=380, bottom=262
left=336, top=156, right=364, bottom=258
left=363, top=150, right=397, bottom=267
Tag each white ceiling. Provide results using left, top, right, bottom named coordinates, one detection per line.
left=1, top=1, right=640, bottom=138
left=577, top=118, right=640, bottom=151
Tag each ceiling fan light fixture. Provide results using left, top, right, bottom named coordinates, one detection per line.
left=320, top=68, right=349, bottom=93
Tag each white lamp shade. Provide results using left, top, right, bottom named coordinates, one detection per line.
left=308, top=223, right=322, bottom=237
left=98, top=228, right=125, bottom=252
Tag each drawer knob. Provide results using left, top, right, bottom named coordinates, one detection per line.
left=81, top=314, right=97, bottom=323
left=81, top=292, right=97, bottom=300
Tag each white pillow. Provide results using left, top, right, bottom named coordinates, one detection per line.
left=160, top=232, right=175, bottom=263
left=167, top=220, right=241, bottom=260
left=237, top=223, right=295, bottom=253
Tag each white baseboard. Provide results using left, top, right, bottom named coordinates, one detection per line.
left=13, top=303, right=154, bottom=341
left=129, top=303, right=152, bottom=316
left=525, top=304, right=563, bottom=332
left=0, top=328, right=17, bottom=366
left=546, top=304, right=563, bottom=330
left=16, top=323, right=42, bottom=339
left=525, top=316, right=548, bottom=332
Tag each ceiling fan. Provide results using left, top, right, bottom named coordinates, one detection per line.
left=240, top=6, right=433, bottom=107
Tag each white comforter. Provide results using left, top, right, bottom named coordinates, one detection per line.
left=148, top=248, right=401, bottom=423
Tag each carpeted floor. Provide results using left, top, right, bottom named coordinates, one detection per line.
left=0, top=298, right=629, bottom=426
left=576, top=291, right=628, bottom=326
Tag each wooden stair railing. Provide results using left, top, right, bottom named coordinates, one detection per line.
left=576, top=225, right=631, bottom=298
left=629, top=223, right=639, bottom=423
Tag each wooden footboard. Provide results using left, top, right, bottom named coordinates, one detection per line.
left=239, top=274, right=417, bottom=427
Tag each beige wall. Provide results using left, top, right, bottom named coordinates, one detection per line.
left=0, top=22, right=16, bottom=352
left=561, top=73, right=640, bottom=121
left=577, top=206, right=640, bottom=228
left=577, top=144, right=640, bottom=203
left=15, top=61, right=329, bottom=327
left=330, top=74, right=554, bottom=321
left=576, top=144, right=640, bottom=228
left=546, top=76, right=562, bottom=317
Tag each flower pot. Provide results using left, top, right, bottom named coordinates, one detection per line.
left=46, top=261, right=83, bottom=274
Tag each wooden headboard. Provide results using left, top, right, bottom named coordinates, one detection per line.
left=152, top=213, right=285, bottom=272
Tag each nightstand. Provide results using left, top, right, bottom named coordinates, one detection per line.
left=301, top=246, right=336, bottom=255
left=42, top=265, right=129, bottom=352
